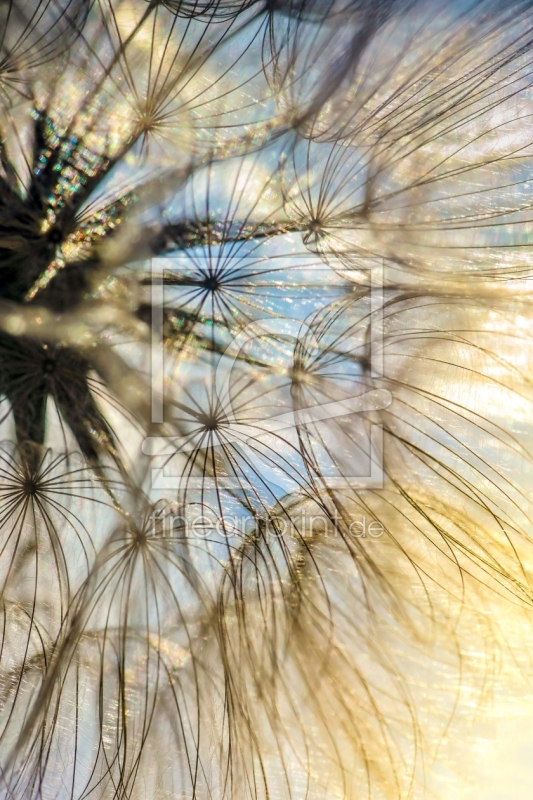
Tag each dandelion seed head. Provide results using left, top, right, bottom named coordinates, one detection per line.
left=2, top=1, right=533, bottom=797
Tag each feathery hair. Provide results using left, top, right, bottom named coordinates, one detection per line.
left=1, top=1, right=533, bottom=798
